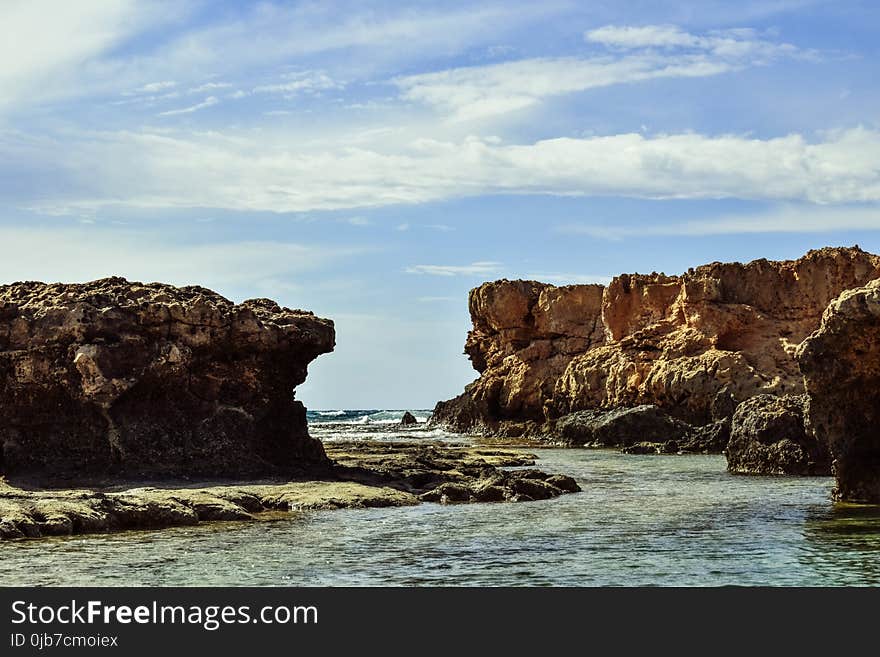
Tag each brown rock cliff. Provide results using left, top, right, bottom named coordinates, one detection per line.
left=0, top=277, right=335, bottom=480
left=797, top=278, right=880, bottom=502
left=433, top=247, right=880, bottom=435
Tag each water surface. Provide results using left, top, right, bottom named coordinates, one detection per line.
left=3, top=444, right=879, bottom=586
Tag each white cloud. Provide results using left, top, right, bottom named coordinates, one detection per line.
left=396, top=25, right=810, bottom=121
left=405, top=262, right=502, bottom=277
left=158, top=96, right=219, bottom=116
left=11, top=126, right=880, bottom=215
left=558, top=206, right=880, bottom=239
left=523, top=272, right=614, bottom=285
left=0, top=226, right=364, bottom=296
left=0, top=1, right=188, bottom=112
left=135, top=80, right=177, bottom=93
left=252, top=71, right=341, bottom=96
left=586, top=25, right=701, bottom=49
left=188, top=81, right=232, bottom=93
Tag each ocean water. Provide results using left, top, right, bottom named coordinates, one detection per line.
left=307, top=409, right=457, bottom=442
left=3, top=412, right=880, bottom=586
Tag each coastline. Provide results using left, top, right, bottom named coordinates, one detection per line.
left=0, top=442, right=580, bottom=541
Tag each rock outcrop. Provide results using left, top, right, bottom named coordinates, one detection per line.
left=433, top=247, right=880, bottom=442
left=725, top=394, right=830, bottom=475
left=1, top=442, right=581, bottom=540
left=798, top=279, right=880, bottom=502
left=554, top=405, right=692, bottom=447
left=0, top=277, right=335, bottom=481
left=400, top=411, right=418, bottom=426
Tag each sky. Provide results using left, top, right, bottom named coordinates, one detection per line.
left=1, top=0, right=879, bottom=409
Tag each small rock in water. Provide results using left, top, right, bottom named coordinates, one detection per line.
left=400, top=411, right=418, bottom=426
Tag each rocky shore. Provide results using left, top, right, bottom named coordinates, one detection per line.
left=0, top=442, right=580, bottom=540
left=0, top=278, right=581, bottom=540
left=431, top=246, right=880, bottom=502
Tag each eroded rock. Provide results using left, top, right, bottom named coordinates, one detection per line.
left=0, top=277, right=335, bottom=480
left=554, top=405, right=692, bottom=447
left=798, top=279, right=880, bottom=502
left=726, top=394, right=829, bottom=475
left=432, top=247, right=880, bottom=438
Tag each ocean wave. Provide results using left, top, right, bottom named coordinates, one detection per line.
left=307, top=409, right=432, bottom=425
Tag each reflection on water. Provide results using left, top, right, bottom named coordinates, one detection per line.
left=800, top=505, right=880, bottom=585
left=2, top=448, right=879, bottom=586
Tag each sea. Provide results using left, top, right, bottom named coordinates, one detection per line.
left=3, top=409, right=880, bottom=586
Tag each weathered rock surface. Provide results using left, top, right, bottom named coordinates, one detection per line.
left=0, top=277, right=335, bottom=480
left=433, top=247, right=880, bottom=440
left=400, top=411, right=418, bottom=426
left=725, top=394, right=830, bottom=475
left=0, top=442, right=581, bottom=540
left=798, top=279, right=880, bottom=502
left=554, top=405, right=692, bottom=447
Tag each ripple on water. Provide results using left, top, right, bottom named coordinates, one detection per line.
left=2, top=448, right=879, bottom=586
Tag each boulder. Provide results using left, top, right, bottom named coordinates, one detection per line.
left=554, top=405, right=692, bottom=447
left=798, top=279, right=880, bottom=502
left=0, top=277, right=335, bottom=481
left=725, top=394, right=830, bottom=475
left=400, top=411, right=418, bottom=426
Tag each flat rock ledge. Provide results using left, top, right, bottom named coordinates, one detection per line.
left=0, top=443, right=580, bottom=540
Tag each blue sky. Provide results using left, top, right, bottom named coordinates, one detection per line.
left=1, top=0, right=879, bottom=408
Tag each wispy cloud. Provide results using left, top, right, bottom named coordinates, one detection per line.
left=158, top=96, right=219, bottom=116
left=134, top=80, right=177, bottom=94
left=558, top=206, right=880, bottom=239
left=405, top=262, right=502, bottom=277
left=523, top=272, right=613, bottom=285
left=188, top=81, right=232, bottom=93
left=12, top=127, right=880, bottom=215
left=252, top=71, right=341, bottom=96
left=395, top=25, right=812, bottom=121
left=0, top=225, right=365, bottom=294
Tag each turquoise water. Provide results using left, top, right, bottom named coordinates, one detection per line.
left=3, top=448, right=880, bottom=586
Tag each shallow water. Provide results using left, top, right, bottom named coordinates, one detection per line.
left=3, top=446, right=880, bottom=586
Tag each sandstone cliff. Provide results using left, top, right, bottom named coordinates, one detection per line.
left=433, top=247, right=880, bottom=437
left=0, top=277, right=335, bottom=480
left=797, top=279, right=880, bottom=503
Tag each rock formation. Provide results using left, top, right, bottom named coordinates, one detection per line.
left=400, top=411, right=418, bottom=426
left=798, top=279, right=880, bottom=502
left=433, top=247, right=880, bottom=442
left=554, top=405, right=692, bottom=447
left=1, top=442, right=581, bottom=540
left=0, top=277, right=335, bottom=480
left=725, top=394, right=830, bottom=475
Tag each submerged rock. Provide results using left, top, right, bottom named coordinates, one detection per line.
left=725, top=394, right=830, bottom=475
left=0, top=277, right=335, bottom=481
left=432, top=247, right=880, bottom=436
left=798, top=280, right=880, bottom=502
